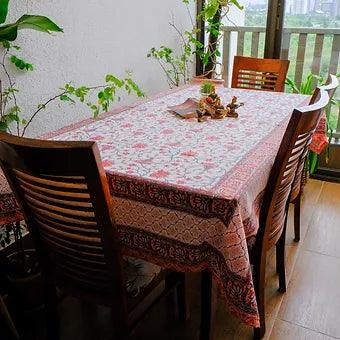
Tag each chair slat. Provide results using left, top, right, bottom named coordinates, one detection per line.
left=27, top=203, right=97, bottom=226
left=20, top=184, right=93, bottom=208
left=16, top=177, right=91, bottom=199
left=14, top=169, right=88, bottom=190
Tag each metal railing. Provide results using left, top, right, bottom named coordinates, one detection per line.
left=221, top=25, right=340, bottom=140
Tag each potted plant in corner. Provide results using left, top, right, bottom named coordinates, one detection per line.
left=0, top=0, right=62, bottom=312
left=148, top=0, right=243, bottom=87
left=5, top=222, right=44, bottom=311
left=0, top=0, right=145, bottom=312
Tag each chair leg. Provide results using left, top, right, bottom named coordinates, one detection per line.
left=293, top=193, right=301, bottom=242
left=111, top=308, right=129, bottom=340
left=253, top=258, right=266, bottom=339
left=165, top=272, right=189, bottom=321
left=0, top=295, right=19, bottom=340
left=200, top=269, right=215, bottom=340
left=43, top=280, right=59, bottom=340
left=276, top=231, right=287, bottom=293
left=175, top=272, right=189, bottom=321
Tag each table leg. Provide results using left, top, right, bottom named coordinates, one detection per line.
left=200, top=269, right=215, bottom=340
left=0, top=295, right=19, bottom=339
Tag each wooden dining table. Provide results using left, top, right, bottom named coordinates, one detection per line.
left=0, top=84, right=307, bottom=328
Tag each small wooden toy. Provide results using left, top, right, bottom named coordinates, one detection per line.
left=226, top=96, right=244, bottom=118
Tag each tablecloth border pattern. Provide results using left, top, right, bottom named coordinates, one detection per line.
left=0, top=193, right=23, bottom=225
left=120, top=224, right=259, bottom=327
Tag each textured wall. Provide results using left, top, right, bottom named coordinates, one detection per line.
left=5, top=0, right=194, bottom=136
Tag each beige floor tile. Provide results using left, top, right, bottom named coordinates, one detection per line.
left=270, top=319, right=337, bottom=340
left=213, top=244, right=300, bottom=339
left=278, top=250, right=340, bottom=338
left=285, top=179, right=324, bottom=245
left=303, top=182, right=340, bottom=258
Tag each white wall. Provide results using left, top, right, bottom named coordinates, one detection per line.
left=5, top=0, right=194, bottom=136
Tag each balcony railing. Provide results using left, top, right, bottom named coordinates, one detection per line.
left=221, top=26, right=340, bottom=141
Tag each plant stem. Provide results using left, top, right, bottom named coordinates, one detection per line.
left=21, top=83, right=118, bottom=136
left=204, top=6, right=222, bottom=78
left=1, top=48, right=20, bottom=135
left=21, top=90, right=67, bottom=136
left=0, top=79, right=2, bottom=118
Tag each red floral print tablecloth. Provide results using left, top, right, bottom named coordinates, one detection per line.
left=0, top=85, right=307, bottom=327
left=0, top=171, right=22, bottom=225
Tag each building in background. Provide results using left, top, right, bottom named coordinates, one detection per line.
left=286, top=0, right=340, bottom=17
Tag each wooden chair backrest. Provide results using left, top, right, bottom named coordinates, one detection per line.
left=0, top=134, right=127, bottom=307
left=256, top=89, right=329, bottom=252
left=319, top=74, right=338, bottom=103
left=290, top=74, right=338, bottom=201
left=231, top=56, right=289, bottom=92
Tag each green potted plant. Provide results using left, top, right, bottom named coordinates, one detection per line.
left=5, top=223, right=44, bottom=311
left=200, top=81, right=215, bottom=96
left=147, top=0, right=243, bottom=87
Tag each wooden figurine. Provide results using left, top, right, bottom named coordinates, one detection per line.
left=226, top=96, right=244, bottom=118
left=199, top=87, right=228, bottom=119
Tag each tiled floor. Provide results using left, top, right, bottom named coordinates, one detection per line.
left=13, top=179, right=340, bottom=339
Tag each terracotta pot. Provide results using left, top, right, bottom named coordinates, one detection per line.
left=7, top=249, right=43, bottom=308
left=191, top=76, right=225, bottom=86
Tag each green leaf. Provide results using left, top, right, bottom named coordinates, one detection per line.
left=9, top=55, right=33, bottom=71
left=308, top=151, right=318, bottom=174
left=204, top=0, right=220, bottom=19
left=285, top=77, right=299, bottom=93
left=106, top=74, right=124, bottom=87
left=60, top=94, right=75, bottom=103
left=0, top=0, right=9, bottom=24
left=229, top=0, right=244, bottom=10
left=0, top=121, right=8, bottom=131
left=0, top=14, right=63, bottom=42
left=7, top=105, right=21, bottom=115
left=16, top=15, right=63, bottom=33
left=1, top=39, right=9, bottom=48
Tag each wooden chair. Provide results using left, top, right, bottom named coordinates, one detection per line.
left=231, top=56, right=289, bottom=92
left=253, top=88, right=329, bottom=338
left=200, top=89, right=329, bottom=340
left=0, top=134, right=187, bottom=340
left=291, top=74, right=338, bottom=242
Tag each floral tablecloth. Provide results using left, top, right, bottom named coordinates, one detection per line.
left=0, top=85, right=307, bottom=327
left=0, top=171, right=22, bottom=225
